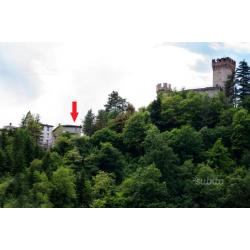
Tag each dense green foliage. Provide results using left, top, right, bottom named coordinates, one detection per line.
left=227, top=60, right=250, bottom=109
left=0, top=89, right=250, bottom=207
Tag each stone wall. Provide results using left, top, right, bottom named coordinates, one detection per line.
left=212, top=57, right=236, bottom=88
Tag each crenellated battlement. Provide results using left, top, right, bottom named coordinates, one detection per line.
left=156, top=82, right=172, bottom=93
left=155, top=56, right=236, bottom=96
left=212, top=57, right=236, bottom=70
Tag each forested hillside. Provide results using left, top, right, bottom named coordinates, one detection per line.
left=0, top=89, right=250, bottom=207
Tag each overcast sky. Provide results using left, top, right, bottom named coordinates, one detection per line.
left=0, top=42, right=250, bottom=127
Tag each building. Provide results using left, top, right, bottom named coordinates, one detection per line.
left=212, top=57, right=236, bottom=88
left=2, top=123, right=17, bottom=131
left=39, top=124, right=54, bottom=149
left=156, top=83, right=172, bottom=94
left=22, top=111, right=54, bottom=149
left=52, top=124, right=82, bottom=142
left=156, top=57, right=236, bottom=97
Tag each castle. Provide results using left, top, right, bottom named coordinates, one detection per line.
left=156, top=57, right=236, bottom=97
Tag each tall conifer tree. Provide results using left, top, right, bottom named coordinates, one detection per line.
left=235, top=60, right=250, bottom=106
left=83, top=109, right=95, bottom=136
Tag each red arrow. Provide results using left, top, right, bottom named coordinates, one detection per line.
left=70, top=101, right=79, bottom=122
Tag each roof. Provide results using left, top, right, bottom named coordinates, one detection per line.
left=2, top=125, right=17, bottom=130
left=40, top=123, right=54, bottom=127
left=53, top=124, right=82, bottom=132
left=62, top=125, right=82, bottom=128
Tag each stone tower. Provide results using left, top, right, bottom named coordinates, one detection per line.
left=156, top=83, right=172, bottom=94
left=212, top=57, right=236, bottom=89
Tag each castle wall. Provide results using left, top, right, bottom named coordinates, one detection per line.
left=213, top=67, right=233, bottom=88
left=156, top=57, right=236, bottom=97
left=192, top=87, right=221, bottom=97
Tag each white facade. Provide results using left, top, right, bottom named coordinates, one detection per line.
left=39, top=124, right=54, bottom=149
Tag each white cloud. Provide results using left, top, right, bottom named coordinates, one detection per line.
left=223, top=42, right=250, bottom=53
left=210, top=42, right=250, bottom=53
left=0, top=43, right=213, bottom=128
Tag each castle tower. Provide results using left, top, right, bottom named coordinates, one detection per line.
left=156, top=83, right=172, bottom=94
left=212, top=57, right=236, bottom=89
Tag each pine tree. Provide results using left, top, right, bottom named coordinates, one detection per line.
left=0, top=149, right=8, bottom=174
left=83, top=109, right=95, bottom=136
left=150, top=97, right=162, bottom=129
left=235, top=60, right=250, bottom=106
left=21, top=112, right=42, bottom=145
left=95, top=109, right=108, bottom=131
left=104, top=91, right=128, bottom=114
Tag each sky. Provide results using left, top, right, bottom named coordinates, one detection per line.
left=0, top=42, right=250, bottom=128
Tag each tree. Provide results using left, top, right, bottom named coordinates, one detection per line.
left=143, top=126, right=178, bottom=191
left=241, top=96, right=250, bottom=112
left=126, top=103, right=135, bottom=113
left=90, top=171, right=116, bottom=208
left=223, top=168, right=250, bottom=207
left=54, top=133, right=73, bottom=155
left=149, top=97, right=162, bottom=130
left=123, top=112, right=150, bottom=155
left=207, top=139, right=234, bottom=171
left=158, top=91, right=227, bottom=130
left=2, top=85, right=250, bottom=208
left=42, top=151, right=63, bottom=177
left=109, top=110, right=134, bottom=133
left=12, top=129, right=33, bottom=173
left=160, top=94, right=183, bottom=130
left=241, top=150, right=250, bottom=169
left=164, top=125, right=204, bottom=163
left=50, top=166, right=77, bottom=207
left=117, top=164, right=169, bottom=207
left=104, top=91, right=128, bottom=115
left=200, top=125, right=232, bottom=152
left=174, top=160, right=197, bottom=206
left=83, top=109, right=95, bottom=136
left=90, top=128, right=122, bottom=149
left=231, top=109, right=250, bottom=159
left=0, top=177, right=13, bottom=207
left=0, top=149, right=8, bottom=174
left=27, top=166, right=53, bottom=208
left=179, top=92, right=226, bottom=129
left=85, top=142, right=124, bottom=182
left=75, top=170, right=91, bottom=208
left=95, top=109, right=108, bottom=131
left=235, top=60, right=250, bottom=106
left=63, top=148, right=82, bottom=170
left=72, top=136, right=91, bottom=156
left=21, top=112, right=42, bottom=145
left=189, top=164, right=224, bottom=207
left=0, top=129, right=8, bottom=149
